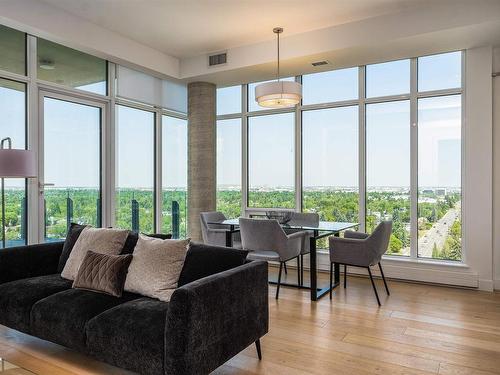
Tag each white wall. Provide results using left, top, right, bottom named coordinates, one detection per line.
left=493, top=47, right=500, bottom=290
left=464, top=46, right=493, bottom=291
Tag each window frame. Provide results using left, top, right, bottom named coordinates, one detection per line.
left=215, top=51, right=465, bottom=263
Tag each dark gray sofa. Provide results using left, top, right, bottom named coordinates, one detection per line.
left=0, top=241, right=269, bottom=375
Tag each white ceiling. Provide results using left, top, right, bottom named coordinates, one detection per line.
left=41, top=0, right=423, bottom=58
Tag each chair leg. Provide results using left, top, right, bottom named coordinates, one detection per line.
left=344, top=264, right=347, bottom=288
left=329, top=262, right=333, bottom=300
left=276, top=262, right=283, bottom=299
left=255, top=339, right=262, bottom=360
left=367, top=267, right=381, bottom=306
left=300, top=254, right=304, bottom=286
left=378, top=262, right=390, bottom=295
left=296, top=256, right=301, bottom=286
left=284, top=262, right=288, bottom=275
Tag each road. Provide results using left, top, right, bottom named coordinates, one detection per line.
left=418, top=202, right=460, bottom=258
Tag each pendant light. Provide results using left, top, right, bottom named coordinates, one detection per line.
left=255, top=27, right=302, bottom=108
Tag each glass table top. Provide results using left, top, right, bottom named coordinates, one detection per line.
left=0, top=358, right=35, bottom=375
left=208, top=218, right=359, bottom=232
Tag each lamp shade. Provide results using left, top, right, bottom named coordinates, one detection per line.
left=255, top=80, right=302, bottom=108
left=0, top=149, right=36, bottom=178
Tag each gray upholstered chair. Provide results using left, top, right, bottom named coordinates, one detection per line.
left=286, top=212, right=320, bottom=285
left=239, top=218, right=305, bottom=299
left=328, top=221, right=392, bottom=306
left=200, top=212, right=241, bottom=248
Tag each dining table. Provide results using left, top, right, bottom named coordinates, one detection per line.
left=206, top=218, right=359, bottom=301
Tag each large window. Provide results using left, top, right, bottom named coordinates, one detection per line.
left=115, top=105, right=155, bottom=233
left=302, top=106, right=359, bottom=222
left=162, top=115, right=187, bottom=238
left=366, top=101, right=411, bottom=256
left=37, top=38, right=107, bottom=95
left=248, top=113, right=295, bottom=208
left=418, top=95, right=461, bottom=260
left=43, top=97, right=101, bottom=240
left=217, top=119, right=242, bottom=217
left=0, top=79, right=27, bottom=248
left=216, top=51, right=463, bottom=261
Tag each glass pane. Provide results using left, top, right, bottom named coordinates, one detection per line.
left=302, top=67, right=358, bottom=105
left=366, top=100, right=410, bottom=256
left=217, top=119, right=241, bottom=217
left=248, top=112, right=295, bottom=208
left=44, top=98, right=101, bottom=241
left=366, top=59, right=410, bottom=98
left=115, top=105, right=154, bottom=233
left=418, top=51, right=461, bottom=92
left=248, top=77, right=295, bottom=112
left=0, top=25, right=26, bottom=75
left=0, top=78, right=26, bottom=248
left=418, top=95, right=461, bottom=260
left=217, top=86, right=241, bottom=115
left=37, top=38, right=107, bottom=95
left=162, top=116, right=187, bottom=238
left=302, top=106, right=359, bottom=221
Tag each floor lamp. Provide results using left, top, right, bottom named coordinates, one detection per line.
left=0, top=137, right=36, bottom=248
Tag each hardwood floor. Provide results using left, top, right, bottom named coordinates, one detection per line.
left=1, top=269, right=499, bottom=375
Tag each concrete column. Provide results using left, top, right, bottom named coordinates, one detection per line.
left=187, top=82, right=216, bottom=241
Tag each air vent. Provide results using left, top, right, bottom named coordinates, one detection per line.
left=311, top=60, right=330, bottom=67
left=208, top=52, right=227, bottom=67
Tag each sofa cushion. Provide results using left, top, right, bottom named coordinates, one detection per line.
left=30, top=288, right=140, bottom=352
left=86, top=297, right=169, bottom=375
left=124, top=235, right=190, bottom=302
left=72, top=251, right=133, bottom=297
left=57, top=223, right=87, bottom=272
left=178, top=242, right=248, bottom=286
left=61, top=227, right=129, bottom=280
left=0, top=274, right=72, bottom=334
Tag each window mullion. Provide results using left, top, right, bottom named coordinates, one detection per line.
left=241, top=84, right=248, bottom=215
left=359, top=66, right=366, bottom=232
left=410, top=58, right=418, bottom=259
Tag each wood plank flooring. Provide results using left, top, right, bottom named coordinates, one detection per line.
left=1, top=269, right=499, bottom=375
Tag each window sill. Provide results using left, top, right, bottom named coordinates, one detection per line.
left=316, top=249, right=469, bottom=269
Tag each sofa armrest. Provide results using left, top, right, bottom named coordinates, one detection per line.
left=0, top=242, right=64, bottom=284
left=164, top=260, right=268, bottom=375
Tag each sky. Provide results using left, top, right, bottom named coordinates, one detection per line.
left=0, top=52, right=461, bottom=191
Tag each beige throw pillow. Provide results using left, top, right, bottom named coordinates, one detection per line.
left=61, top=227, right=129, bottom=280
left=124, top=235, right=190, bottom=302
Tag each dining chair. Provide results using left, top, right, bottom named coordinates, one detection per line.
left=239, top=217, right=305, bottom=299
left=286, top=212, right=320, bottom=285
left=199, top=211, right=241, bottom=248
left=328, top=221, right=392, bottom=306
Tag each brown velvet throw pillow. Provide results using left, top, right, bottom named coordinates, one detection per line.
left=72, top=251, right=133, bottom=297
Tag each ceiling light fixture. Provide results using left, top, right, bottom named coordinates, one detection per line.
left=39, top=58, right=55, bottom=70
left=255, top=27, right=302, bottom=108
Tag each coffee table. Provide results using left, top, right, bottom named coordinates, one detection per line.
left=0, top=358, right=35, bottom=374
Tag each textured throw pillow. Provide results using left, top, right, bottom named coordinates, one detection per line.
left=57, top=223, right=88, bottom=272
left=72, top=251, right=133, bottom=297
left=124, top=235, right=190, bottom=302
left=61, top=227, right=130, bottom=280
left=121, top=232, right=173, bottom=254
left=178, top=242, right=248, bottom=286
